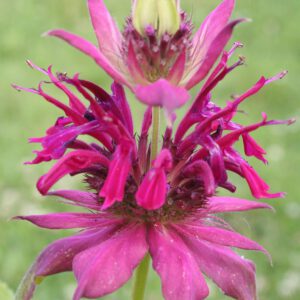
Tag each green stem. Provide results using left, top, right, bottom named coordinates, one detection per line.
left=151, top=106, right=160, bottom=160
left=132, top=254, right=151, bottom=300
left=132, top=107, right=160, bottom=300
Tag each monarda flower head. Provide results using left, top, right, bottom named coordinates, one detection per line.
left=14, top=44, right=292, bottom=299
left=46, top=0, right=246, bottom=114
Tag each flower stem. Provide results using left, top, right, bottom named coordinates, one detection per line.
left=132, top=254, right=151, bottom=300
left=150, top=106, right=160, bottom=160
left=132, top=107, right=160, bottom=300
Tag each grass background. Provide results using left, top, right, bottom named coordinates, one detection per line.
left=0, top=0, right=299, bottom=299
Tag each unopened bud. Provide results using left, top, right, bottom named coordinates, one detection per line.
left=132, top=0, right=180, bottom=37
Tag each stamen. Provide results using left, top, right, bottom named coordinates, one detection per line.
left=228, top=41, right=244, bottom=58
left=266, top=70, right=288, bottom=84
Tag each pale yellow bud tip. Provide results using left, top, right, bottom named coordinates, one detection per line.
left=132, top=0, right=180, bottom=37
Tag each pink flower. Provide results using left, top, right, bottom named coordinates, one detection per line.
left=14, top=51, right=292, bottom=299
left=45, top=0, right=245, bottom=111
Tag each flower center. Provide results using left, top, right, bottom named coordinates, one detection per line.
left=84, top=140, right=208, bottom=224
left=122, top=14, right=192, bottom=83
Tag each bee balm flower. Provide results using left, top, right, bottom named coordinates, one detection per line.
left=46, top=0, right=244, bottom=112
left=14, top=48, right=292, bottom=299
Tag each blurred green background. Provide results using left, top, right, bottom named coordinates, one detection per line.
left=0, top=0, right=299, bottom=299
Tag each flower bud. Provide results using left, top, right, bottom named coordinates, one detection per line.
left=132, top=0, right=180, bottom=37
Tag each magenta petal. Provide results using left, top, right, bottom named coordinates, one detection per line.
left=152, top=149, right=173, bottom=169
left=138, top=107, right=153, bottom=171
left=47, top=66, right=86, bottom=114
left=47, top=190, right=100, bottom=210
left=111, top=82, right=134, bottom=136
left=207, top=196, right=273, bottom=213
left=87, top=0, right=122, bottom=62
left=140, top=106, right=153, bottom=137
left=183, top=160, right=215, bottom=195
left=47, top=29, right=100, bottom=61
left=199, top=135, right=227, bottom=184
left=37, top=150, right=109, bottom=195
left=37, top=83, right=86, bottom=125
left=182, top=233, right=257, bottom=300
left=192, top=77, right=268, bottom=141
left=148, top=224, right=209, bottom=300
left=192, top=0, right=235, bottom=54
left=166, top=50, right=186, bottom=85
left=186, top=19, right=246, bottom=89
left=242, top=133, right=267, bottom=163
left=47, top=29, right=129, bottom=87
left=176, top=223, right=270, bottom=259
left=34, top=226, right=120, bottom=276
left=14, top=213, right=122, bottom=229
left=30, top=121, right=99, bottom=164
left=127, top=41, right=149, bottom=85
left=240, top=162, right=285, bottom=199
left=136, top=170, right=167, bottom=210
left=136, top=149, right=172, bottom=210
left=73, top=224, right=148, bottom=300
left=99, top=141, right=133, bottom=209
left=135, top=79, right=190, bottom=113
left=186, top=0, right=235, bottom=88
left=15, top=224, right=119, bottom=300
